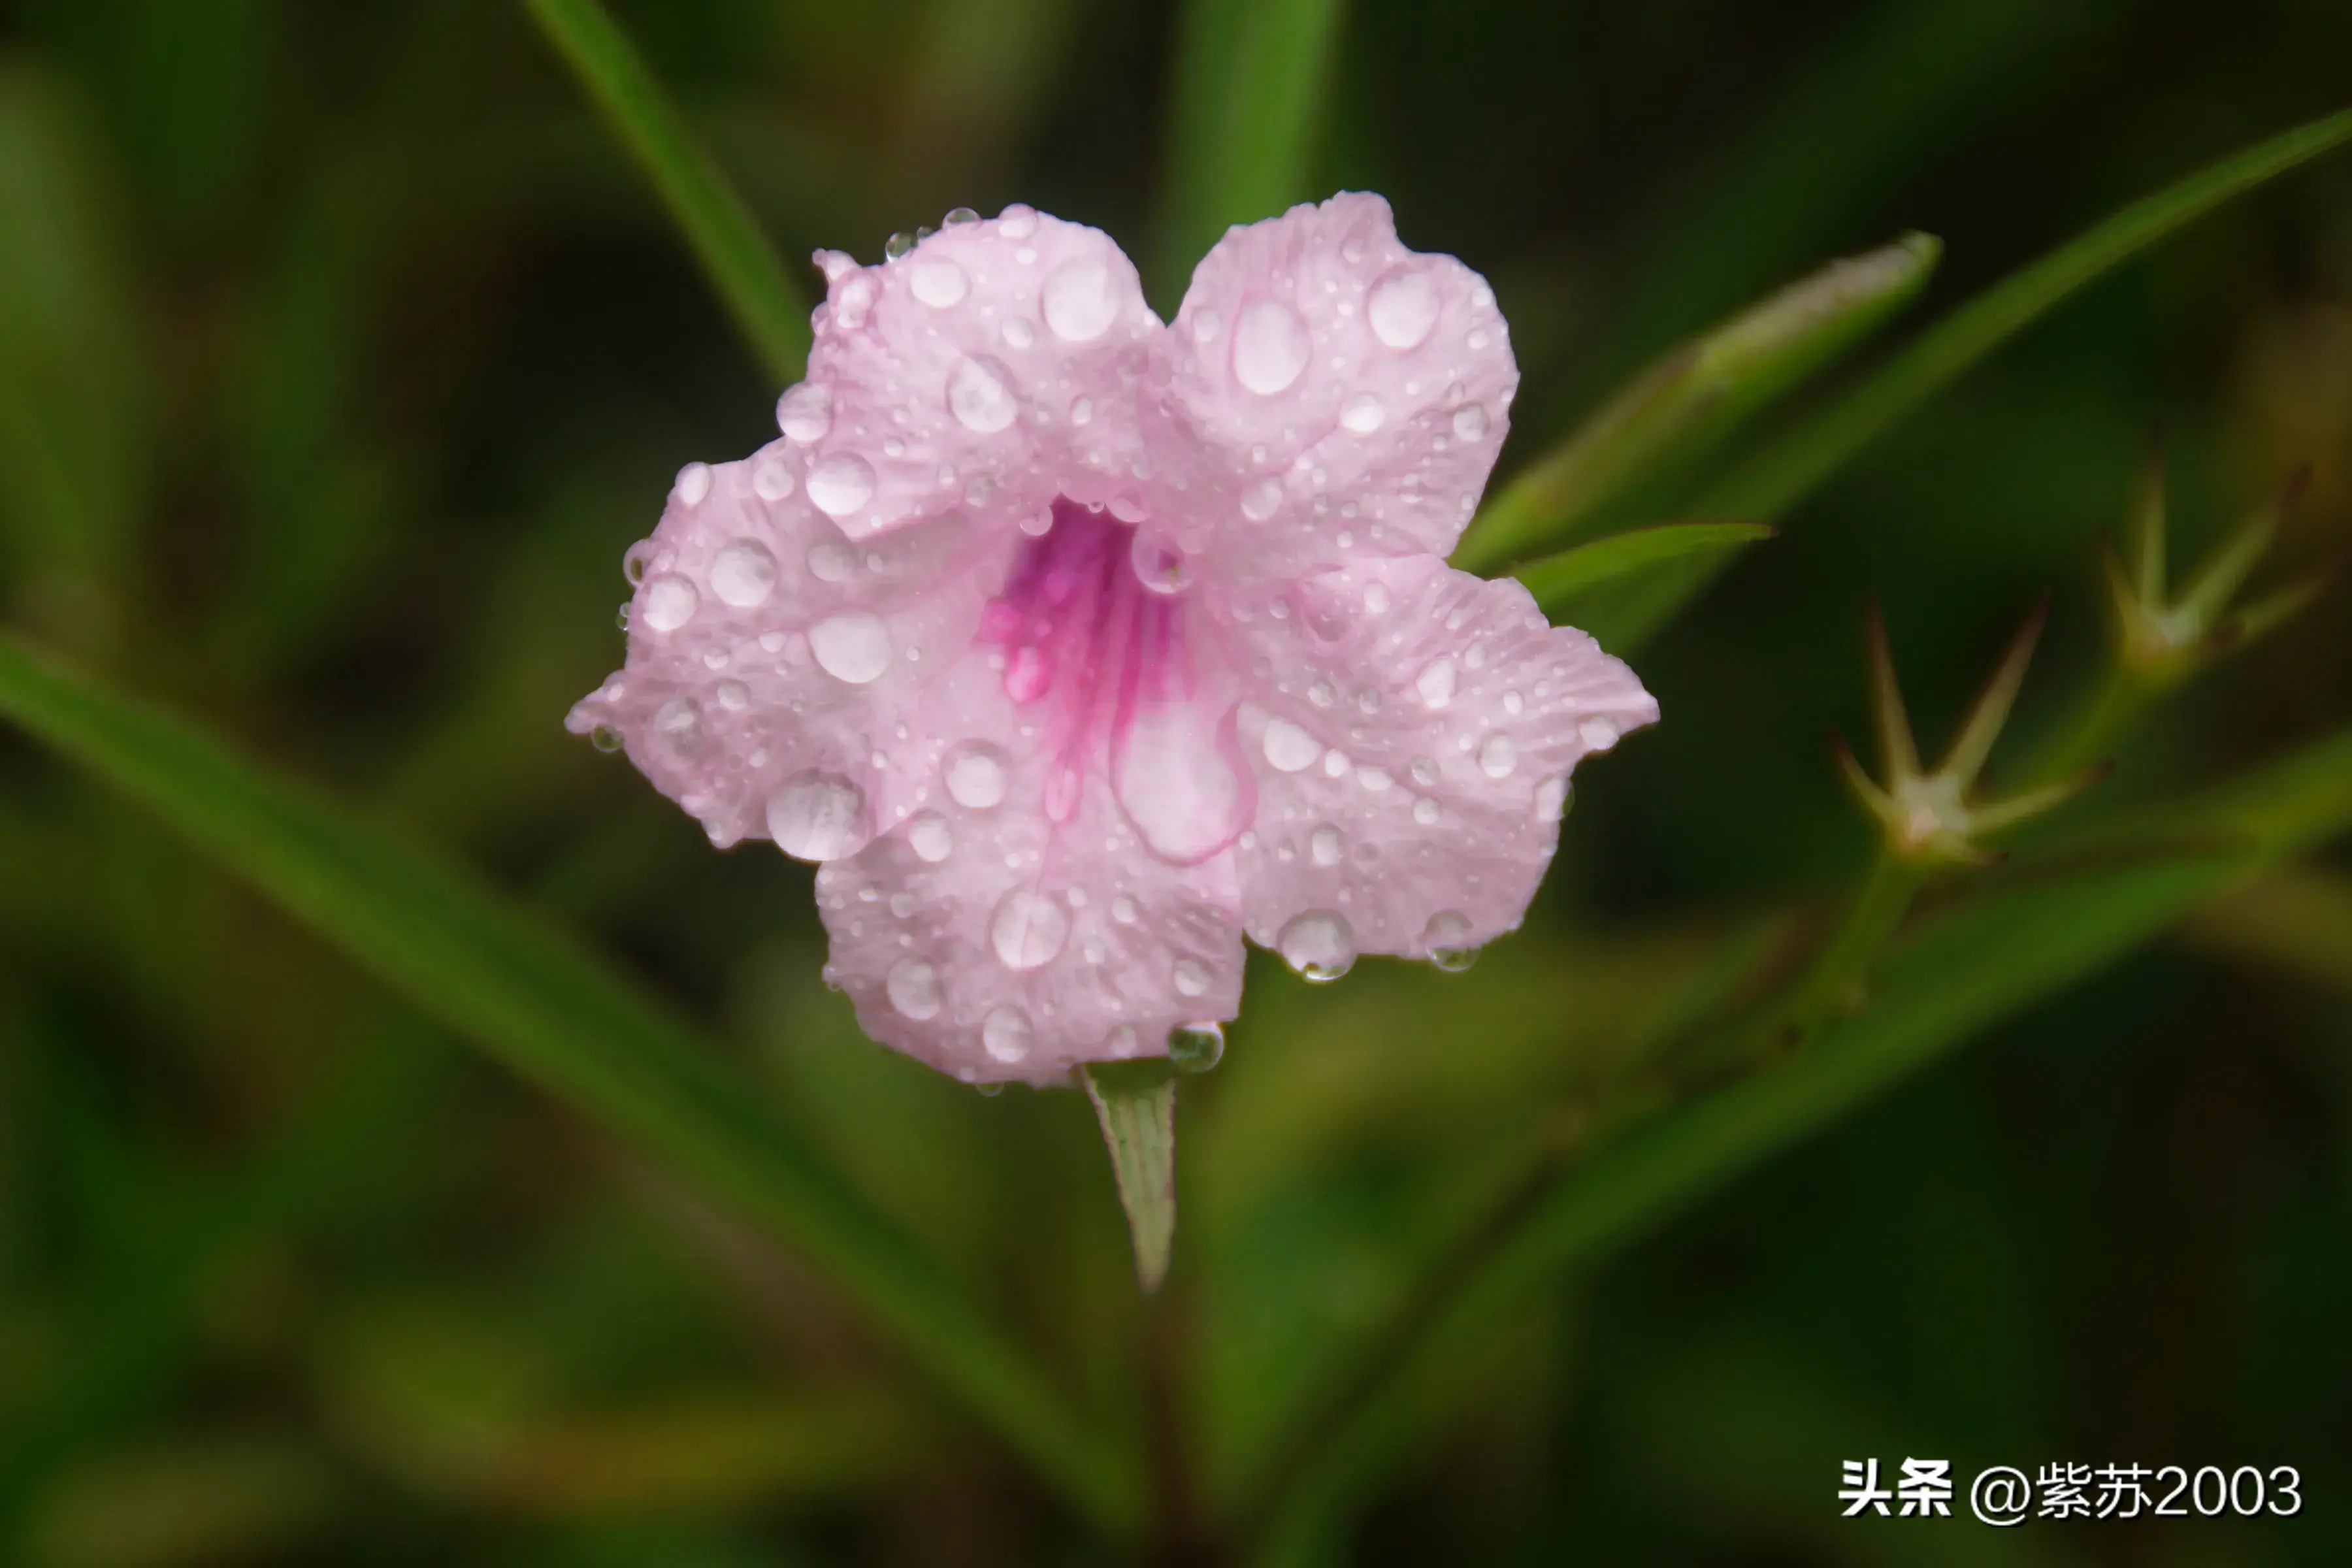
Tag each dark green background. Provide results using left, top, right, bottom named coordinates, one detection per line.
left=1, top=0, right=2348, bottom=1563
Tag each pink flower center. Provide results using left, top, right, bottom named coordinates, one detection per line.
left=974, top=498, right=1250, bottom=863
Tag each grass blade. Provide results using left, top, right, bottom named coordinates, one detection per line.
left=0, top=633, right=1138, bottom=1534
left=1238, top=723, right=2352, bottom=1540
left=521, top=0, right=809, bottom=383
left=1588, top=107, right=2352, bottom=651
left=1514, top=523, right=1774, bottom=634
left=1151, top=0, right=1348, bottom=310
left=1456, top=236, right=1938, bottom=575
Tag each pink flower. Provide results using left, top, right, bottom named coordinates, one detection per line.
left=569, top=194, right=1657, bottom=1084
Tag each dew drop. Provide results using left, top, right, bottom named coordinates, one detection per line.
left=710, top=540, right=777, bottom=607
left=1367, top=268, right=1439, bottom=349
left=1111, top=894, right=1139, bottom=924
left=1413, top=798, right=1440, bottom=825
left=674, top=461, right=712, bottom=506
left=1579, top=716, right=1622, bottom=751
left=806, top=454, right=875, bottom=517
left=990, top=889, right=1069, bottom=970
left=1535, top=775, right=1573, bottom=823
left=1309, top=823, right=1344, bottom=866
left=1168, top=1021, right=1224, bottom=1071
left=641, top=574, right=698, bottom=632
left=998, top=204, right=1037, bottom=238
left=943, top=742, right=1008, bottom=808
left=653, top=696, right=703, bottom=755
left=752, top=461, right=794, bottom=501
left=1130, top=533, right=1193, bottom=596
left=1423, top=909, right=1478, bottom=972
left=1262, top=718, right=1320, bottom=772
left=1173, top=956, right=1211, bottom=997
left=1104, top=1024, right=1140, bottom=1058
left=1043, top=259, right=1119, bottom=341
left=885, top=230, right=916, bottom=261
left=1503, top=689, right=1524, bottom=716
left=1452, top=403, right=1490, bottom=440
left=777, top=384, right=833, bottom=442
left=715, top=680, right=749, bottom=711
left=810, top=612, right=890, bottom=683
left=1415, top=657, right=1457, bottom=708
left=589, top=723, right=622, bottom=753
left=944, top=205, right=980, bottom=225
left=909, top=257, right=969, bottom=307
left=1233, top=299, right=1311, bottom=395
left=1364, top=581, right=1392, bottom=614
left=948, top=355, right=1018, bottom=432
left=1478, top=733, right=1517, bottom=779
left=982, top=1005, right=1033, bottom=1063
left=907, top=811, right=954, bottom=862
left=1002, top=317, right=1035, bottom=349
left=807, top=540, right=857, bottom=582
left=622, top=540, right=654, bottom=585
left=1241, top=478, right=1282, bottom=522
left=766, top=772, right=866, bottom=860
left=1192, top=307, right=1222, bottom=344
left=887, top=958, right=942, bottom=1019
left=1277, top=910, right=1356, bottom=982
left=1341, top=392, right=1386, bottom=434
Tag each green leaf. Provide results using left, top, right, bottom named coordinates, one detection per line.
left=0, top=634, right=1139, bottom=1535
left=521, top=0, right=809, bottom=384
left=1152, top=0, right=1348, bottom=310
left=1456, top=236, right=1937, bottom=575
left=1237, top=724, right=2352, bottom=1539
left=1513, top=523, right=1775, bottom=636
left=2181, top=862, right=2352, bottom=996
left=1603, top=106, right=2352, bottom=651
left=1081, top=1062, right=1180, bottom=1292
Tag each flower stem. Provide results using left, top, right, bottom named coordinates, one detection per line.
left=1777, top=853, right=1925, bottom=1047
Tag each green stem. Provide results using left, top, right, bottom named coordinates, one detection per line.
left=2018, top=667, right=2151, bottom=791
left=521, top=0, right=810, bottom=383
left=1777, top=853, right=1924, bottom=1045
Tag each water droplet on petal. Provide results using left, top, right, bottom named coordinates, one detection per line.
left=767, top=772, right=867, bottom=860
left=808, top=540, right=857, bottom=581
left=1233, top=299, right=1310, bottom=395
left=1364, top=582, right=1392, bottom=613
left=1115, top=701, right=1250, bottom=863
left=1277, top=910, right=1356, bottom=982
left=1192, top=307, right=1222, bottom=344
left=1413, top=798, right=1439, bottom=825
left=1367, top=268, right=1439, bottom=349
left=1535, top=776, right=1573, bottom=822
left=777, top=384, right=833, bottom=442
left=997, top=204, right=1037, bottom=238
left=1262, top=718, right=1320, bottom=773
left=887, top=958, right=942, bottom=1019
left=589, top=723, right=623, bottom=753
left=1416, top=657, right=1457, bottom=708
left=753, top=461, right=794, bottom=501
left=1130, top=532, right=1193, bottom=596
left=990, top=889, right=1069, bottom=970
left=653, top=696, right=703, bottom=755
left=1309, top=823, right=1344, bottom=866
left=1452, top=403, right=1490, bottom=440
left=1423, top=909, right=1478, bottom=972
left=1043, top=259, right=1119, bottom=341
left=806, top=454, right=875, bottom=516
left=642, top=574, right=698, bottom=632
left=885, top=230, right=917, bottom=260
left=1579, top=717, right=1622, bottom=751
left=1241, top=478, right=1282, bottom=521
left=1111, top=894, right=1138, bottom=924
left=674, top=461, right=712, bottom=506
left=622, top=540, right=655, bottom=585
left=810, top=612, right=890, bottom=683
left=1168, top=1021, right=1224, bottom=1071
left=943, top=742, right=1008, bottom=808
left=944, top=206, right=980, bottom=226
left=948, top=355, right=1018, bottom=432
left=1173, top=957, right=1211, bottom=997
left=909, top=257, right=969, bottom=307
left=1478, top=733, right=1517, bottom=779
left=1002, top=317, right=1035, bottom=349
left=982, top=1005, right=1033, bottom=1062
left=715, top=680, right=749, bottom=711
left=710, top=540, right=777, bottom=606
left=907, top=811, right=954, bottom=862
left=1341, top=393, right=1386, bottom=433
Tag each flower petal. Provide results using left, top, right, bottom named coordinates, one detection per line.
left=1143, top=192, right=1518, bottom=579
left=568, top=449, right=998, bottom=852
left=789, top=206, right=1160, bottom=542
left=817, top=736, right=1246, bottom=1084
left=1224, top=556, right=1656, bottom=966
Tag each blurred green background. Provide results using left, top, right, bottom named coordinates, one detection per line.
left=2, top=0, right=2350, bottom=1563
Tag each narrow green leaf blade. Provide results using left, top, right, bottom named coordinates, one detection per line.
left=0, top=634, right=1137, bottom=1534
left=1514, top=523, right=1775, bottom=626
left=1152, top=0, right=1348, bottom=310
left=1597, top=107, right=2352, bottom=650
left=1241, top=725, right=2352, bottom=1536
left=1082, top=1062, right=1180, bottom=1292
left=522, top=0, right=809, bottom=383
left=1456, top=235, right=1938, bottom=575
